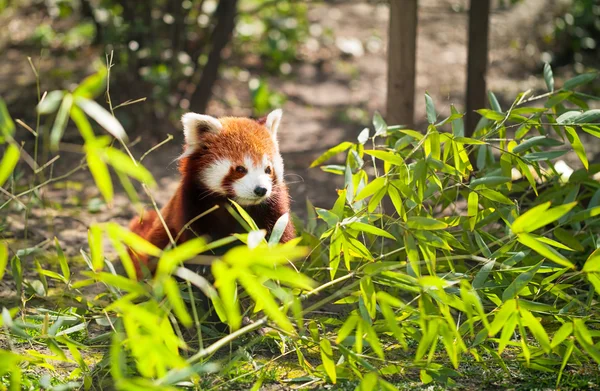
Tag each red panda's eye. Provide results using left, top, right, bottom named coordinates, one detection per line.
left=235, top=166, right=247, bottom=174
left=265, top=166, right=272, bottom=174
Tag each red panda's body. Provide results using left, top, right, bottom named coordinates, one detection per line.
left=129, top=110, right=295, bottom=274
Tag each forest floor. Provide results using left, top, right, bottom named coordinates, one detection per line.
left=2, top=0, right=598, bottom=256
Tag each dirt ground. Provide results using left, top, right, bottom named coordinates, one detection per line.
left=1, top=0, right=599, bottom=255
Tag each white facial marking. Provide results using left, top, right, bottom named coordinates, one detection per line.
left=233, top=154, right=274, bottom=205
left=201, top=158, right=231, bottom=194
left=273, top=153, right=284, bottom=184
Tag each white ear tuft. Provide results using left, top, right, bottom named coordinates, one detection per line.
left=181, top=113, right=222, bottom=145
left=265, top=109, right=282, bottom=140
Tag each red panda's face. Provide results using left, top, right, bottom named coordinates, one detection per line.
left=180, top=110, right=284, bottom=206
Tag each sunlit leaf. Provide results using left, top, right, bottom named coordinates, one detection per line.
left=511, top=202, right=576, bottom=234
left=517, top=233, right=575, bottom=269
left=0, top=144, right=19, bottom=187
left=163, top=277, right=192, bottom=327
left=320, top=338, right=336, bottom=383
left=75, top=97, right=126, bottom=140
left=310, top=142, right=354, bottom=167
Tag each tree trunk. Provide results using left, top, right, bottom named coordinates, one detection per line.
left=465, top=0, right=490, bottom=138
left=189, top=0, right=239, bottom=113
left=386, top=0, right=418, bottom=127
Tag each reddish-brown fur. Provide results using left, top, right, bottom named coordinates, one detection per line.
left=129, top=117, right=295, bottom=276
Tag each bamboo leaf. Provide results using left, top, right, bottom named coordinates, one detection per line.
left=502, top=261, right=543, bottom=301
left=310, top=142, right=354, bottom=167
left=511, top=202, right=577, bottom=233
left=75, top=97, right=126, bottom=140
left=373, top=111, right=387, bottom=137
left=0, top=144, right=20, bottom=187
left=425, top=92, right=437, bottom=124
left=543, top=63, right=554, bottom=92
left=163, top=277, right=192, bottom=327
left=238, top=273, right=293, bottom=332
left=348, top=221, right=395, bottom=240
left=54, top=238, right=70, bottom=282
left=406, top=217, right=448, bottom=230
left=320, top=338, right=336, bottom=383
left=517, top=233, right=575, bottom=269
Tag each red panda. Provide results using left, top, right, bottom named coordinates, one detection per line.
left=129, top=109, right=295, bottom=275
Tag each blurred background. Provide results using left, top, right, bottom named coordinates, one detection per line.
left=1, top=0, right=599, bottom=233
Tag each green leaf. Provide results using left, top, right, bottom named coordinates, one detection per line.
left=454, top=136, right=486, bottom=145
left=104, top=148, right=156, bottom=185
left=86, top=149, right=113, bottom=203
left=473, top=260, right=495, bottom=290
left=406, top=217, right=448, bottom=230
left=316, top=208, right=340, bottom=227
left=268, top=213, right=290, bottom=246
left=50, top=93, right=73, bottom=150
left=583, top=248, right=600, bottom=273
left=253, top=265, right=315, bottom=291
left=36, top=90, right=65, bottom=115
left=513, top=136, right=563, bottom=153
left=75, top=97, right=126, bottom=140
left=87, top=271, right=147, bottom=295
left=157, top=238, right=206, bottom=276
left=551, top=322, right=573, bottom=348
left=478, top=188, right=514, bottom=205
left=0, top=242, right=8, bottom=280
left=310, top=142, right=354, bottom=167
left=488, top=91, right=502, bottom=112
left=88, top=225, right=104, bottom=271
left=163, top=277, right=192, bottom=327
left=565, top=127, right=588, bottom=169
left=489, top=299, right=517, bottom=336
left=373, top=111, right=387, bottom=137
left=502, top=261, right=543, bottom=301
left=523, top=150, right=568, bottom=161
left=355, top=177, right=386, bottom=201
left=469, top=176, right=511, bottom=187
left=451, top=105, right=464, bottom=137
left=0, top=144, right=20, bottom=187
left=363, top=150, right=404, bottom=166
left=238, top=273, right=293, bottom=332
left=54, top=238, right=70, bottom=282
left=517, top=233, right=575, bottom=269
left=511, top=202, right=576, bottom=233
left=553, top=227, right=584, bottom=252
left=425, top=92, right=437, bottom=124
left=563, top=73, right=597, bottom=90
left=320, top=338, right=336, bottom=384
left=498, top=313, right=517, bottom=354
left=543, top=63, right=554, bottom=92
left=357, top=128, right=369, bottom=144
left=348, top=221, right=395, bottom=240
left=107, top=222, right=161, bottom=258
left=468, top=192, right=478, bottom=231
left=519, top=308, right=551, bottom=352
left=229, top=199, right=260, bottom=231
left=73, top=67, right=107, bottom=99
left=568, top=109, right=600, bottom=124
left=211, top=260, right=240, bottom=330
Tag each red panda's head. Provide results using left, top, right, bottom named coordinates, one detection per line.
left=179, top=109, right=284, bottom=206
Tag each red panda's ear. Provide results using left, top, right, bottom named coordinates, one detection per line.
left=181, top=113, right=222, bottom=145
left=265, top=109, right=282, bottom=141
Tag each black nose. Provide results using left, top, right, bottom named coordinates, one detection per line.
left=254, top=186, right=267, bottom=197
